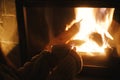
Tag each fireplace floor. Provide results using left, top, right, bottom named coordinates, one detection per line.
left=73, top=66, right=120, bottom=80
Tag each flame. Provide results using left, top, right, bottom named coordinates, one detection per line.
left=66, top=8, right=115, bottom=56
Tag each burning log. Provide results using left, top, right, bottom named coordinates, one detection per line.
left=45, top=22, right=79, bottom=50
left=67, top=40, right=85, bottom=46
left=89, top=32, right=103, bottom=46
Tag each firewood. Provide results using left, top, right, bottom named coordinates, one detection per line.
left=67, top=40, right=85, bottom=46
left=89, top=32, right=103, bottom=46
left=45, top=22, right=80, bottom=50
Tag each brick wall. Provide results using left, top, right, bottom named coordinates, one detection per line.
left=0, top=0, right=21, bottom=68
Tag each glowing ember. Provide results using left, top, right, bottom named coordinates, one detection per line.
left=66, top=8, right=115, bottom=56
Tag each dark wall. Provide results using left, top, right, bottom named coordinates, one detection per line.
left=114, top=8, right=120, bottom=23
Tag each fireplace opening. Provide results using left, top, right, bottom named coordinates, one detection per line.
left=16, top=0, right=120, bottom=79
left=23, top=7, right=119, bottom=62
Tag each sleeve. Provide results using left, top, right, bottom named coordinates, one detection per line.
left=18, top=51, right=51, bottom=80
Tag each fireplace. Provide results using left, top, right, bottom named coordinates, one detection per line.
left=16, top=0, right=120, bottom=79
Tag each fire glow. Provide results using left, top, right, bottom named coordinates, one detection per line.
left=66, top=8, right=115, bottom=56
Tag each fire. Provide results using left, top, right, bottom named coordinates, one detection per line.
left=66, top=8, right=115, bottom=56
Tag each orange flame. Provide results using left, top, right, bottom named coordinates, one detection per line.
left=66, top=8, right=115, bottom=56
